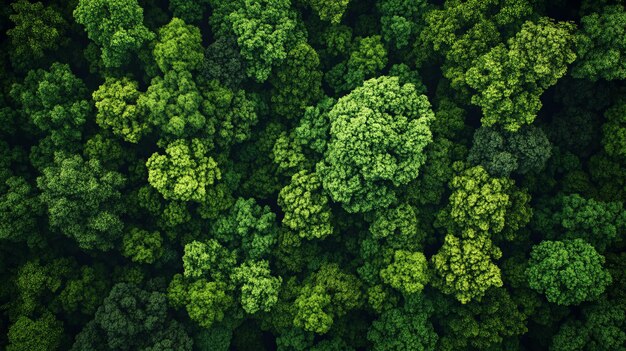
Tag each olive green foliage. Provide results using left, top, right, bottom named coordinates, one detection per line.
left=231, top=260, right=282, bottom=314
left=7, top=0, right=67, bottom=71
left=306, top=0, right=350, bottom=24
left=139, top=70, right=205, bottom=140
left=293, top=264, right=362, bottom=334
left=527, top=239, right=612, bottom=305
left=154, top=17, right=204, bottom=73
left=445, top=164, right=532, bottom=238
left=278, top=170, right=333, bottom=240
left=466, top=18, right=576, bottom=131
left=147, top=138, right=220, bottom=202
left=211, top=197, right=279, bottom=259
left=318, top=76, right=434, bottom=213
left=121, top=228, right=163, bottom=264
left=7, top=314, right=64, bottom=351
left=93, top=77, right=148, bottom=143
left=2, top=0, right=626, bottom=350
left=10, top=63, right=90, bottom=148
left=380, top=250, right=429, bottom=295
left=432, top=234, right=503, bottom=304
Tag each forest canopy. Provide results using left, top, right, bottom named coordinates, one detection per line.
left=1, top=0, right=626, bottom=350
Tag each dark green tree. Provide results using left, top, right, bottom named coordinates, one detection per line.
left=527, top=239, right=612, bottom=306
left=37, top=153, right=125, bottom=251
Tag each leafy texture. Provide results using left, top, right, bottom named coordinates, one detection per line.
left=318, top=76, right=434, bottom=213
left=527, top=239, right=612, bottom=305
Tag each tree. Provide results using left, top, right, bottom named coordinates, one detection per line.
left=327, top=36, right=388, bottom=92
left=367, top=296, right=437, bottom=351
left=418, top=0, right=535, bottom=95
left=146, top=139, right=221, bottom=202
left=169, top=0, right=209, bottom=23
left=278, top=170, right=333, bottom=241
left=572, top=5, right=626, bottom=81
left=200, top=35, right=247, bottom=89
left=168, top=239, right=237, bottom=329
left=92, top=77, right=149, bottom=143
left=444, top=164, right=532, bottom=238
left=153, top=18, right=204, bottom=73
left=317, top=76, right=434, bottom=213
left=380, top=250, right=429, bottom=295
left=435, top=288, right=528, bottom=351
left=139, top=70, right=205, bottom=140
left=200, top=79, right=258, bottom=149
left=551, top=299, right=626, bottom=351
left=7, top=0, right=67, bottom=71
left=526, top=239, right=612, bottom=306
left=7, top=313, right=64, bottom=351
left=378, top=0, right=428, bottom=49
left=270, top=42, right=323, bottom=119
left=56, top=264, right=110, bottom=316
left=534, top=194, right=626, bottom=252
left=72, top=283, right=192, bottom=350
left=37, top=152, right=125, bottom=251
left=231, top=260, right=282, bottom=314
left=121, top=228, right=164, bottom=264
left=293, top=264, right=362, bottom=334
left=431, top=234, right=503, bottom=304
left=0, top=176, right=42, bottom=247
left=211, top=197, right=279, bottom=260
left=468, top=126, right=552, bottom=177
left=305, top=0, right=350, bottom=24
left=227, top=0, right=302, bottom=82
left=602, top=99, right=626, bottom=160
left=73, top=0, right=155, bottom=68
left=465, top=18, right=576, bottom=131
left=10, top=63, right=90, bottom=148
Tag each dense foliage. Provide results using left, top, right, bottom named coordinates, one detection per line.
left=1, top=0, right=625, bottom=350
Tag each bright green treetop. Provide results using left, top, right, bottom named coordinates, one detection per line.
left=380, top=250, right=429, bottom=295
left=318, top=76, right=434, bottom=213
left=146, top=138, right=221, bottom=203
left=431, top=234, right=503, bottom=304
left=154, top=17, right=204, bottom=73
left=278, top=170, right=333, bottom=241
left=466, top=18, right=576, bottom=131
left=93, top=77, right=149, bottom=143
